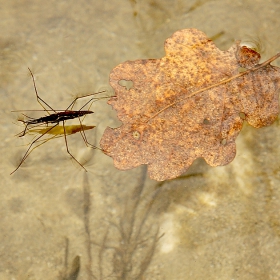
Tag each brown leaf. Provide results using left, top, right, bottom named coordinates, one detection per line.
left=100, top=28, right=280, bottom=181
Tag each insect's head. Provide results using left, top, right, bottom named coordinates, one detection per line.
left=78, top=110, right=94, bottom=116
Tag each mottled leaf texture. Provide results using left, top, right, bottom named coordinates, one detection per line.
left=100, top=29, right=280, bottom=181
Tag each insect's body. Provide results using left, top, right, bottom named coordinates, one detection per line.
left=25, top=110, right=93, bottom=125
left=19, top=110, right=95, bottom=138
left=11, top=68, right=109, bottom=175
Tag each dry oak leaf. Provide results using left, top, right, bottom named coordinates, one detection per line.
left=100, top=28, right=280, bottom=181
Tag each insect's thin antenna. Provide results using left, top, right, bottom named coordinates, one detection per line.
left=28, top=68, right=56, bottom=113
left=62, top=120, right=87, bottom=171
left=10, top=123, right=59, bottom=175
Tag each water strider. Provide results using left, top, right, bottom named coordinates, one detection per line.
left=11, top=68, right=110, bottom=175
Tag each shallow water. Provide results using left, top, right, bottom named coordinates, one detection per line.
left=1, top=0, right=280, bottom=279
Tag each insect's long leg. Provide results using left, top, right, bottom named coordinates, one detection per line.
left=28, top=133, right=61, bottom=146
left=17, top=119, right=45, bottom=138
left=77, top=118, right=88, bottom=145
left=16, top=115, right=30, bottom=137
left=78, top=95, right=111, bottom=111
left=65, top=91, right=106, bottom=111
left=78, top=95, right=113, bottom=124
left=18, top=134, right=59, bottom=163
left=19, top=123, right=29, bottom=137
left=62, top=120, right=87, bottom=171
left=28, top=68, right=56, bottom=114
left=10, top=123, right=59, bottom=175
left=18, top=121, right=40, bottom=137
left=74, top=94, right=113, bottom=150
left=77, top=117, right=102, bottom=150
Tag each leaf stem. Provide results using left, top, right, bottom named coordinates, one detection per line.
left=147, top=52, right=280, bottom=122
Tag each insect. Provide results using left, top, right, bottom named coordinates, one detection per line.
left=11, top=68, right=108, bottom=175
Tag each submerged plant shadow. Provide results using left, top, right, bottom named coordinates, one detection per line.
left=84, top=166, right=163, bottom=280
